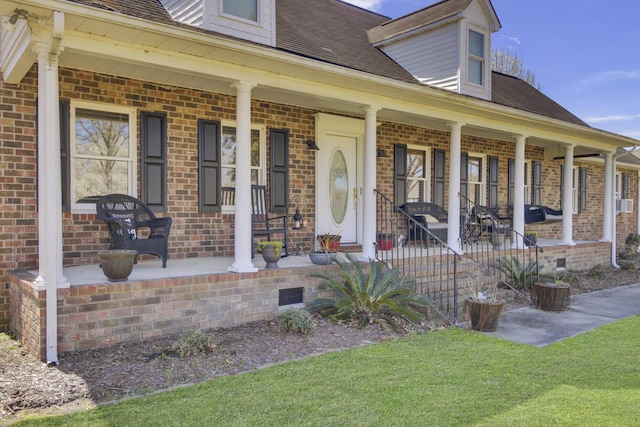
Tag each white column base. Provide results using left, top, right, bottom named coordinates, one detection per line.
left=227, top=263, right=259, bottom=273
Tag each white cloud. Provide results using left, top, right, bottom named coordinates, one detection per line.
left=587, top=113, right=640, bottom=123
left=580, top=70, right=640, bottom=86
left=341, top=0, right=384, bottom=11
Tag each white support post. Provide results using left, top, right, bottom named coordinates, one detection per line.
left=512, top=135, right=526, bottom=246
left=561, top=144, right=575, bottom=246
left=447, top=122, right=463, bottom=253
left=360, top=106, right=379, bottom=262
left=229, top=81, right=258, bottom=273
left=601, top=150, right=614, bottom=242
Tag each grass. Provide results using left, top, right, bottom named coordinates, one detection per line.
left=13, top=316, right=640, bottom=426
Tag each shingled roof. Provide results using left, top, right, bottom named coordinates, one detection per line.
left=65, top=0, right=588, bottom=128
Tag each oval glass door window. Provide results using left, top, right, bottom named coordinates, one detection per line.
left=329, top=149, right=348, bottom=224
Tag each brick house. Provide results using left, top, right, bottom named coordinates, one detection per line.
left=1, top=0, right=638, bottom=361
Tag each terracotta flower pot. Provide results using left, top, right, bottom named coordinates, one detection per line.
left=99, top=249, right=137, bottom=282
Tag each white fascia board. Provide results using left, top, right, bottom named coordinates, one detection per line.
left=0, top=20, right=37, bottom=83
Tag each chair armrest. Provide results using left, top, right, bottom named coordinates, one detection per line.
left=146, top=217, right=172, bottom=237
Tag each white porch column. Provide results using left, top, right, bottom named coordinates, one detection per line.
left=512, top=135, right=526, bottom=245
left=601, top=150, right=614, bottom=242
left=561, top=144, right=575, bottom=246
left=33, top=11, right=67, bottom=365
left=360, top=106, right=379, bottom=261
left=228, top=81, right=258, bottom=273
left=447, top=122, right=463, bottom=253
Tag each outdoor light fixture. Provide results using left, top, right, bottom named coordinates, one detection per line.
left=305, top=139, right=319, bottom=150
left=3, top=9, right=29, bottom=32
left=377, top=148, right=389, bottom=158
left=292, top=207, right=303, bottom=230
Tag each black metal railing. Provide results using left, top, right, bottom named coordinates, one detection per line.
left=374, top=190, right=463, bottom=324
left=459, top=194, right=542, bottom=302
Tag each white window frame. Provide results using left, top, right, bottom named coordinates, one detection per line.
left=467, top=28, right=486, bottom=87
left=220, top=0, right=260, bottom=24
left=524, top=160, right=532, bottom=205
left=221, top=121, right=266, bottom=213
left=406, top=144, right=431, bottom=203
left=467, top=153, right=486, bottom=205
left=69, top=101, right=137, bottom=214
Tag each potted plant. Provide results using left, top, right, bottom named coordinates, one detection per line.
left=524, top=231, right=537, bottom=247
left=376, top=233, right=394, bottom=251
left=534, top=273, right=571, bottom=311
left=309, top=233, right=341, bottom=265
left=257, top=241, right=283, bottom=269
left=463, top=279, right=505, bottom=332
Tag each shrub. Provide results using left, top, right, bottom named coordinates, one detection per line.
left=279, top=308, right=314, bottom=335
left=171, top=330, right=216, bottom=357
left=618, top=260, right=637, bottom=271
left=589, top=264, right=605, bottom=279
left=307, top=254, right=431, bottom=331
left=495, top=256, right=537, bottom=291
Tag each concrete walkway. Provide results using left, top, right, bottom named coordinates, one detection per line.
left=485, top=283, right=640, bottom=347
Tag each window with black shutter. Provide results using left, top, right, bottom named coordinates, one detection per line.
left=141, top=112, right=167, bottom=212
left=198, top=120, right=222, bottom=213
left=269, top=129, right=289, bottom=213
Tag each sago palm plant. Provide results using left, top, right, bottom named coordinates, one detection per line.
left=307, top=254, right=431, bottom=331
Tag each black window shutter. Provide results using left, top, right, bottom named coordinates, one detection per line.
left=394, top=144, right=407, bottom=206
left=507, top=159, right=515, bottom=209
left=198, top=119, right=221, bottom=213
left=140, top=112, right=167, bottom=212
left=533, top=161, right=542, bottom=205
left=460, top=153, right=468, bottom=207
left=433, top=149, right=445, bottom=207
left=579, top=168, right=587, bottom=213
left=488, top=156, right=499, bottom=210
left=60, top=100, right=70, bottom=212
left=269, top=128, right=289, bottom=213
left=622, top=173, right=629, bottom=199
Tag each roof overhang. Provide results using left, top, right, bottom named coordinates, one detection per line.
left=1, top=0, right=637, bottom=154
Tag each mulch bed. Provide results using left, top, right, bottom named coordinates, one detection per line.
left=1, top=266, right=638, bottom=422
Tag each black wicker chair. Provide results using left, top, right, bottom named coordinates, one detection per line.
left=96, top=194, right=173, bottom=267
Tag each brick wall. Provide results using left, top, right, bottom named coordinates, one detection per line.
left=9, top=264, right=337, bottom=360
left=538, top=241, right=612, bottom=274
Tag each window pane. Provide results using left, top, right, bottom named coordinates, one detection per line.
left=468, top=157, right=481, bottom=182
left=222, top=126, right=237, bottom=165
left=75, top=109, right=129, bottom=157
left=469, top=30, right=484, bottom=58
left=251, top=129, right=260, bottom=167
left=222, top=167, right=235, bottom=187
left=74, top=158, right=128, bottom=201
left=223, top=0, right=257, bottom=21
left=468, top=58, right=483, bottom=85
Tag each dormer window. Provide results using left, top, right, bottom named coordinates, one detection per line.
left=468, top=29, right=485, bottom=86
left=222, top=0, right=258, bottom=22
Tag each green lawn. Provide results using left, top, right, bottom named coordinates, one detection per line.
left=14, top=316, right=640, bottom=426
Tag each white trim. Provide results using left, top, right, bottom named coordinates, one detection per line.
left=406, top=143, right=432, bottom=203
left=220, top=121, right=266, bottom=213
left=69, top=101, right=137, bottom=214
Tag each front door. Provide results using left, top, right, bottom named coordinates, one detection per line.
left=317, top=133, right=358, bottom=243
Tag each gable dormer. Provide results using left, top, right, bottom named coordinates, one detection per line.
left=369, top=0, right=500, bottom=100
left=160, top=0, right=276, bottom=46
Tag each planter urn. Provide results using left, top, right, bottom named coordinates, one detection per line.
left=308, top=252, right=335, bottom=265
left=261, top=244, right=282, bottom=269
left=534, top=282, right=571, bottom=311
left=99, top=249, right=137, bottom=282
left=466, top=298, right=505, bottom=332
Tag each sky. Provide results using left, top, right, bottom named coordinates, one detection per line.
left=341, top=0, right=640, bottom=141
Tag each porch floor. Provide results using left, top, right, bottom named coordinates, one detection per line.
left=50, top=238, right=595, bottom=287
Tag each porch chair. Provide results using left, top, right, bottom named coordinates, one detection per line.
left=96, top=194, right=173, bottom=267
left=472, top=205, right=511, bottom=244
left=400, top=202, right=449, bottom=247
left=251, top=185, right=288, bottom=258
